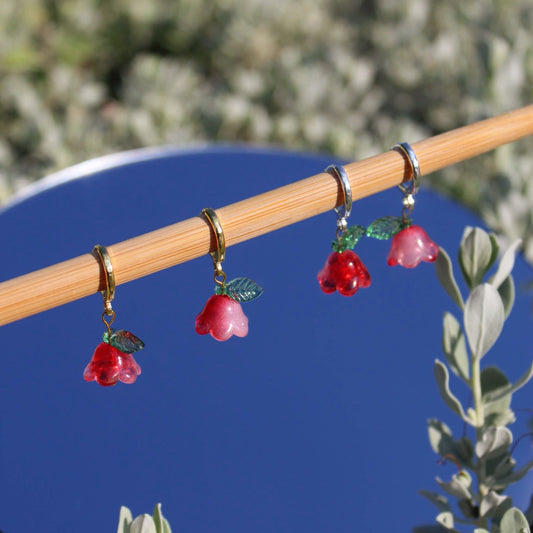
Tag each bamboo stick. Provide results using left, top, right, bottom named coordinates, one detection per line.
left=1, top=105, right=532, bottom=327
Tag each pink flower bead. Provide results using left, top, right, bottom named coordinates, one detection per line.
left=387, top=224, right=439, bottom=268
left=317, top=250, right=371, bottom=296
left=195, top=294, right=249, bottom=341
left=83, top=342, right=141, bottom=387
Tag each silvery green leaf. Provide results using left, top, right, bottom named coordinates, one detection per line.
left=464, top=284, right=505, bottom=360
left=436, top=512, right=454, bottom=530
left=459, top=499, right=480, bottom=519
left=492, top=455, right=516, bottom=480
left=459, top=227, right=494, bottom=289
left=484, top=362, right=533, bottom=404
left=153, top=504, right=163, bottom=533
left=479, top=491, right=512, bottom=519
left=152, top=503, right=171, bottom=533
left=413, top=525, right=451, bottom=533
left=525, top=495, right=533, bottom=527
left=436, top=472, right=472, bottom=500
left=435, top=247, right=464, bottom=310
left=418, top=490, right=452, bottom=513
left=495, top=459, right=533, bottom=488
left=490, top=239, right=521, bottom=289
left=427, top=420, right=473, bottom=466
left=442, top=312, right=470, bottom=381
left=427, top=419, right=454, bottom=456
left=498, top=276, right=515, bottom=319
left=117, top=506, right=133, bottom=533
left=434, top=360, right=472, bottom=425
left=473, top=529, right=490, bottom=533
left=475, top=427, right=513, bottom=460
left=488, top=233, right=500, bottom=270
left=223, top=277, right=263, bottom=302
left=500, top=507, right=531, bottom=533
left=481, top=366, right=513, bottom=427
left=130, top=514, right=157, bottom=533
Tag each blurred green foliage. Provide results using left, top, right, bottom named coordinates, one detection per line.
left=0, top=0, right=532, bottom=262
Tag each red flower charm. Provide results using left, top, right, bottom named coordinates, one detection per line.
left=317, top=249, right=371, bottom=296
left=387, top=224, right=439, bottom=268
left=195, top=294, right=249, bottom=341
left=83, top=342, right=141, bottom=387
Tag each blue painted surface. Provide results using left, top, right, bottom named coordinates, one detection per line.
left=0, top=146, right=531, bottom=532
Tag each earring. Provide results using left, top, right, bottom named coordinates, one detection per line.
left=83, top=245, right=145, bottom=387
left=317, top=165, right=371, bottom=296
left=366, top=142, right=439, bottom=268
left=195, top=208, right=263, bottom=341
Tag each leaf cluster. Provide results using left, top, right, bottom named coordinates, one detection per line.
left=117, top=503, right=171, bottom=533
left=417, top=227, right=532, bottom=533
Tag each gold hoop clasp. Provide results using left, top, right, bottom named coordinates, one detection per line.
left=201, top=208, right=227, bottom=288
left=93, top=244, right=116, bottom=334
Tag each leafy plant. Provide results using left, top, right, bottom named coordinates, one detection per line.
left=417, top=227, right=532, bottom=533
left=117, top=503, right=171, bottom=533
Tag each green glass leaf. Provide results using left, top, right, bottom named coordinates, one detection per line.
left=365, top=216, right=403, bottom=240
left=500, top=508, right=531, bottom=533
left=332, top=225, right=366, bottom=252
left=117, top=506, right=133, bottom=533
left=104, top=329, right=145, bottom=354
left=224, top=277, right=263, bottom=302
left=442, top=312, right=470, bottom=382
left=434, top=247, right=464, bottom=310
left=464, top=284, right=504, bottom=360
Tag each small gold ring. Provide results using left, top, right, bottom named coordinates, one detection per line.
left=202, top=208, right=226, bottom=267
left=93, top=244, right=115, bottom=307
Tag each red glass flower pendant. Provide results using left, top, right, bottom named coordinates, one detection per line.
left=195, top=294, right=249, bottom=341
left=317, top=249, right=371, bottom=296
left=387, top=224, right=438, bottom=268
left=83, top=342, right=141, bottom=387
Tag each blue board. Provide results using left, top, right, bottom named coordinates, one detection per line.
left=0, top=146, right=531, bottom=532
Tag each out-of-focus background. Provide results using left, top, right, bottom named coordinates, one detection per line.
left=1, top=0, right=533, bottom=262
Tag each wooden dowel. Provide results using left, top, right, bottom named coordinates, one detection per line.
left=1, top=105, right=532, bottom=327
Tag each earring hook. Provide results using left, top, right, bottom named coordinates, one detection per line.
left=393, top=142, right=420, bottom=197
left=326, top=164, right=352, bottom=233
left=201, top=208, right=227, bottom=287
left=93, top=244, right=116, bottom=335
left=393, top=142, right=420, bottom=217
